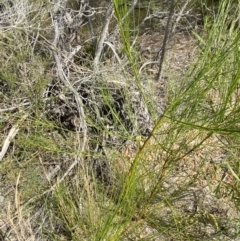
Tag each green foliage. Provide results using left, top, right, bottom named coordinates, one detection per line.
left=1, top=0, right=240, bottom=240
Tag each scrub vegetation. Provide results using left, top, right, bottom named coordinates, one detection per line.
left=0, top=0, right=240, bottom=240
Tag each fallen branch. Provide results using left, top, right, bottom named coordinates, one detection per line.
left=0, top=113, right=28, bottom=162
left=0, top=102, right=31, bottom=113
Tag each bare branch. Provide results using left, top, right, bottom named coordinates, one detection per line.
left=93, top=3, right=113, bottom=71
left=53, top=52, right=87, bottom=151
left=0, top=102, right=31, bottom=113
left=0, top=113, right=28, bottom=162
left=103, top=41, right=121, bottom=64
left=49, top=9, right=88, bottom=195
left=156, top=0, right=175, bottom=82
left=172, top=0, right=191, bottom=34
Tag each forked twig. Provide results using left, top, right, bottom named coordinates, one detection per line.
left=172, top=0, right=190, bottom=34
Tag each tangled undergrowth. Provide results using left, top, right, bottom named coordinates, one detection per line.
left=0, top=0, right=240, bottom=240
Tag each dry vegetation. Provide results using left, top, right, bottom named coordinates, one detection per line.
left=0, top=0, right=240, bottom=240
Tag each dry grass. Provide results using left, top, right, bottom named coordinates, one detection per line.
left=1, top=0, right=240, bottom=240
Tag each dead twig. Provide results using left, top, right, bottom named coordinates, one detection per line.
left=155, top=0, right=192, bottom=82
left=93, top=3, right=113, bottom=71
left=171, top=0, right=191, bottom=34
left=0, top=102, right=31, bottom=113
left=156, top=0, right=175, bottom=82
left=21, top=3, right=89, bottom=207
left=0, top=113, right=28, bottom=162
